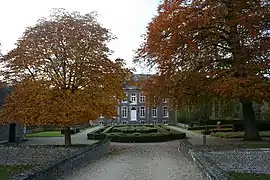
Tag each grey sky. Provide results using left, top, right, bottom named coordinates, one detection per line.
left=0, top=0, right=161, bottom=73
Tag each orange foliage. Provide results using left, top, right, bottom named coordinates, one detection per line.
left=0, top=9, right=129, bottom=128
left=136, top=0, right=270, bottom=108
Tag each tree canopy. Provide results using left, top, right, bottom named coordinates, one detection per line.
left=0, top=9, right=130, bottom=144
left=136, top=0, right=270, bottom=140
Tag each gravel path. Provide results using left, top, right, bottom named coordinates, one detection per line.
left=58, top=141, right=204, bottom=180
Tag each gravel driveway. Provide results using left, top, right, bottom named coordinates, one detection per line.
left=58, top=141, right=204, bottom=180
left=0, top=145, right=81, bottom=165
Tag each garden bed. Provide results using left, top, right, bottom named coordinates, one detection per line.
left=87, top=125, right=186, bottom=143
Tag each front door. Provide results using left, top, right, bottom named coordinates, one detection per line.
left=130, top=107, right=137, bottom=121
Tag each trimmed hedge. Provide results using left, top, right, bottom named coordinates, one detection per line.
left=60, top=129, right=78, bottom=135
left=106, top=132, right=186, bottom=143
left=232, top=121, right=270, bottom=132
left=111, top=126, right=158, bottom=134
left=87, top=125, right=186, bottom=142
left=198, top=119, right=243, bottom=125
left=187, top=124, right=233, bottom=130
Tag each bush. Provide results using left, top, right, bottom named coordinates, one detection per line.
left=187, top=124, right=233, bottom=130
left=87, top=133, right=106, bottom=140
left=106, top=132, right=186, bottom=143
left=61, top=129, right=77, bottom=134
left=232, top=121, right=270, bottom=132
left=87, top=125, right=186, bottom=142
left=202, top=129, right=211, bottom=135
left=199, top=119, right=243, bottom=125
left=102, top=126, right=114, bottom=133
left=211, top=128, right=233, bottom=133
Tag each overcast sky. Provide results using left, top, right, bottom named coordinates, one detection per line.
left=0, top=0, right=161, bottom=73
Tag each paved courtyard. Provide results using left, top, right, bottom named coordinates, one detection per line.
left=58, top=141, right=204, bottom=180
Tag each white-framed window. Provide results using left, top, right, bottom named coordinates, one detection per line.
left=153, top=120, right=157, bottom=125
left=140, top=106, right=146, bottom=118
left=163, top=120, right=168, bottom=125
left=140, top=94, right=145, bottom=103
left=122, top=106, right=127, bottom=118
left=130, top=94, right=137, bottom=104
left=122, top=121, right=127, bottom=125
left=140, top=120, right=145, bottom=124
left=163, top=106, right=168, bottom=117
left=163, top=99, right=168, bottom=103
left=152, top=107, right=157, bottom=117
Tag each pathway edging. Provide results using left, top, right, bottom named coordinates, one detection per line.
left=11, top=139, right=110, bottom=180
left=179, top=139, right=229, bottom=180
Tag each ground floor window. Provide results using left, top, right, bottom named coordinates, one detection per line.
left=163, top=120, right=168, bottom=125
left=140, top=120, right=145, bottom=124
left=153, top=121, right=157, bottom=125
left=122, top=121, right=127, bottom=125
left=122, top=106, right=128, bottom=118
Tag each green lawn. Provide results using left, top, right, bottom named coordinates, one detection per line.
left=229, top=172, right=270, bottom=180
left=0, top=165, right=33, bottom=179
left=211, top=131, right=270, bottom=138
left=25, top=131, right=63, bottom=137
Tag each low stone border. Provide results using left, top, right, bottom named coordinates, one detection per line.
left=179, top=139, right=229, bottom=180
left=11, top=139, right=110, bottom=180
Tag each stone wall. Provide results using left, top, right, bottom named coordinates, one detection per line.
left=11, top=139, right=110, bottom=180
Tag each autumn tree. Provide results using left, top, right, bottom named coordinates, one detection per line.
left=0, top=9, right=128, bottom=145
left=136, top=0, right=270, bottom=140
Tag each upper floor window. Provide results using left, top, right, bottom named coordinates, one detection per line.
left=152, top=107, right=157, bottom=117
left=140, top=106, right=146, bottom=118
left=163, top=106, right=168, bottom=117
left=122, top=106, right=127, bottom=118
left=130, top=94, right=137, bottom=104
left=140, top=94, right=145, bottom=103
left=163, top=99, right=168, bottom=103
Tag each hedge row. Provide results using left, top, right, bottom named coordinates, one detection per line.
left=60, top=128, right=80, bottom=134
left=87, top=126, right=186, bottom=142
left=187, top=124, right=233, bottom=130
left=112, top=126, right=158, bottom=133
left=232, top=122, right=270, bottom=132
left=106, top=133, right=186, bottom=143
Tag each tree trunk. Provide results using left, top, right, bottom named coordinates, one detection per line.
left=64, top=127, right=72, bottom=146
left=241, top=99, right=261, bottom=141
left=9, top=123, right=16, bottom=143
